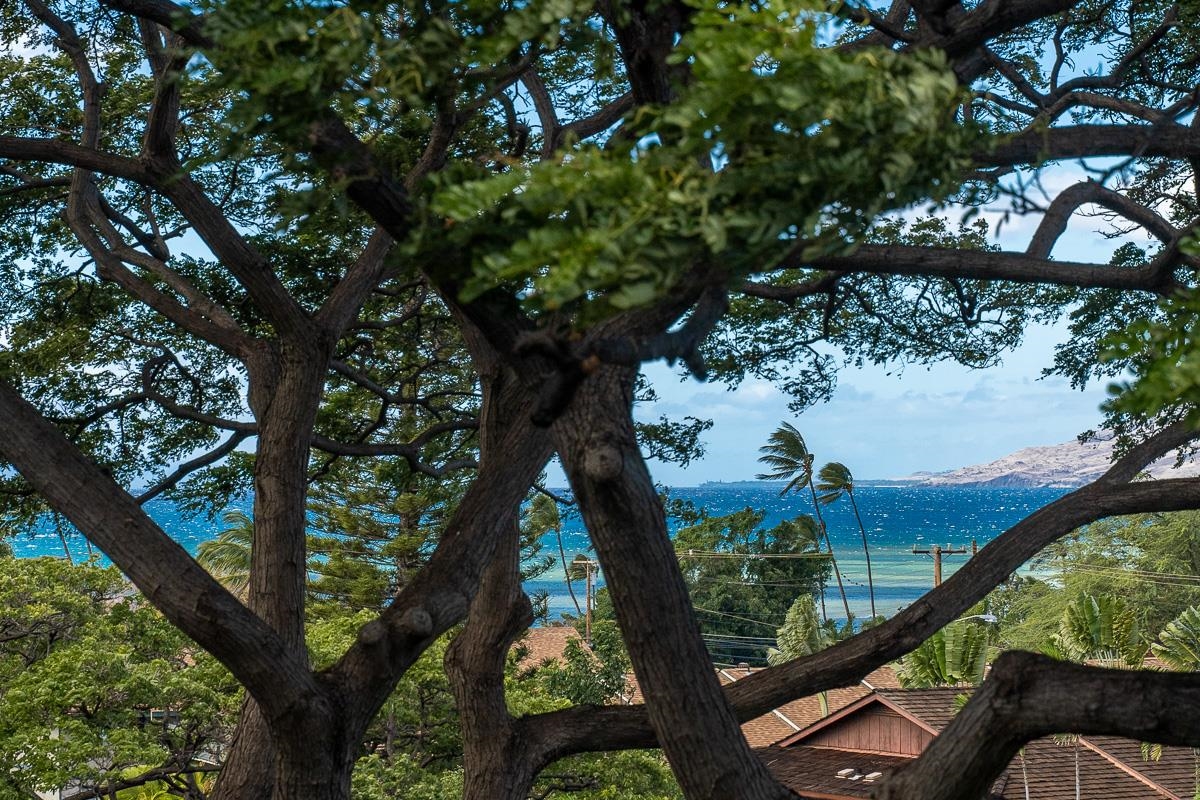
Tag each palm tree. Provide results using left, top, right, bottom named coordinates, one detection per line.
left=196, top=509, right=253, bottom=599
left=524, top=493, right=582, bottom=617
left=1042, top=593, right=1150, bottom=800
left=1152, top=605, right=1200, bottom=670
left=817, top=462, right=876, bottom=619
left=758, top=423, right=852, bottom=624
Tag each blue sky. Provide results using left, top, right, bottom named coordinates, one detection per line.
left=635, top=323, right=1111, bottom=484
left=627, top=162, right=1147, bottom=485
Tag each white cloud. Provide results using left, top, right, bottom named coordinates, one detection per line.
left=637, top=322, right=1109, bottom=485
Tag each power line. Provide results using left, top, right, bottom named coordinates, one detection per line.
left=691, top=576, right=822, bottom=588
left=694, top=606, right=785, bottom=630
left=1057, top=565, right=1200, bottom=590
left=678, top=551, right=831, bottom=560
left=701, top=632, right=780, bottom=642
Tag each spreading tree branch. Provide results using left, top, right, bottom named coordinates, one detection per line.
left=876, top=652, right=1200, bottom=800
left=0, top=379, right=315, bottom=720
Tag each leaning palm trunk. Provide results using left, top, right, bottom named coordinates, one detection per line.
left=807, top=479, right=852, bottom=624
left=555, top=526, right=583, bottom=617
left=847, top=491, right=876, bottom=618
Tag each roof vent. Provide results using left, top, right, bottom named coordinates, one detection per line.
left=836, top=769, right=855, bottom=779
left=864, top=772, right=883, bottom=782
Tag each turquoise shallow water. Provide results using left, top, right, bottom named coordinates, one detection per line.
left=10, top=486, right=1068, bottom=624
left=526, top=485, right=1070, bottom=623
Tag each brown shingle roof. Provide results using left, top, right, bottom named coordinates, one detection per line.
left=1083, top=737, right=1193, bottom=799
left=1002, top=739, right=1181, bottom=800
left=759, top=745, right=909, bottom=798
left=515, top=626, right=583, bottom=671
left=874, top=687, right=965, bottom=732
left=765, top=687, right=1194, bottom=800
left=717, top=665, right=902, bottom=748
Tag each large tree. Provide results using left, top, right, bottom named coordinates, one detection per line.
left=4, top=0, right=1200, bottom=798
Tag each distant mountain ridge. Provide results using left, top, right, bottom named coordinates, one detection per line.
left=893, top=431, right=1200, bottom=488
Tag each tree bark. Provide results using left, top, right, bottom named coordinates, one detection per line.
left=553, top=364, right=794, bottom=800
left=211, top=337, right=331, bottom=800
left=876, top=652, right=1200, bottom=800
left=445, top=519, right=538, bottom=800
left=509, top=424, right=1200, bottom=759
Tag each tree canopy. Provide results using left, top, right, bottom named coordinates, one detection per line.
left=3, top=0, right=1200, bottom=796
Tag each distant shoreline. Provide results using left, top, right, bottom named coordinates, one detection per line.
left=691, top=479, right=1057, bottom=489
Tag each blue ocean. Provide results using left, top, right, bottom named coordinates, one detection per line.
left=9, top=485, right=1068, bottom=624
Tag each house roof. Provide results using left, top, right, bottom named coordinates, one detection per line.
left=764, top=686, right=1196, bottom=800
left=710, top=664, right=901, bottom=748
left=758, top=745, right=910, bottom=799
left=515, top=626, right=583, bottom=670
left=514, top=626, right=900, bottom=748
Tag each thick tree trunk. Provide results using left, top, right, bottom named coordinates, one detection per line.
left=553, top=365, right=793, bottom=800
left=270, top=690, right=357, bottom=800
left=446, top=520, right=538, bottom=800
left=213, top=330, right=554, bottom=800
left=245, top=340, right=327, bottom=653
left=210, top=700, right=273, bottom=800
left=212, top=339, right=331, bottom=800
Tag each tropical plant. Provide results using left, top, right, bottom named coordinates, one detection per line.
left=195, top=509, right=254, bottom=599
left=768, top=595, right=833, bottom=715
left=0, top=558, right=237, bottom=799
left=1046, top=593, right=1148, bottom=667
left=816, top=462, right=877, bottom=620
left=1034, top=512, right=1200, bottom=636
left=768, top=594, right=830, bottom=664
left=675, top=509, right=830, bottom=663
left=6, top=0, right=1200, bottom=792
left=896, top=619, right=990, bottom=688
left=757, top=424, right=852, bottom=623
left=1153, top=606, right=1200, bottom=671
left=1151, top=606, right=1200, bottom=800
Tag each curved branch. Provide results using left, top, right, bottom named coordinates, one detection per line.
left=875, top=651, right=1200, bottom=800
left=523, top=69, right=560, bottom=159
left=148, top=171, right=313, bottom=342
left=0, top=137, right=147, bottom=182
left=1026, top=180, right=1180, bottom=259
left=910, top=0, right=1080, bottom=58
left=771, top=244, right=1183, bottom=296
left=558, top=93, right=635, bottom=147
left=139, top=20, right=187, bottom=160
left=0, top=378, right=314, bottom=721
left=984, top=123, right=1200, bottom=167
left=1041, top=7, right=1179, bottom=105
left=739, top=273, right=840, bottom=305
left=515, top=422, right=1200, bottom=759
left=72, top=198, right=251, bottom=356
left=314, top=227, right=394, bottom=338
left=98, top=0, right=212, bottom=47
left=137, top=430, right=253, bottom=504
left=141, top=375, right=256, bottom=433
left=311, top=420, right=479, bottom=479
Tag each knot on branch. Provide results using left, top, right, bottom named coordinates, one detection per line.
left=398, top=607, right=434, bottom=638
left=357, top=619, right=388, bottom=647
left=514, top=288, right=727, bottom=427
left=583, top=441, right=624, bottom=483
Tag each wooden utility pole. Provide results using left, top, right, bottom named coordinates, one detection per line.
left=912, top=543, right=968, bottom=587
left=582, top=558, right=597, bottom=645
